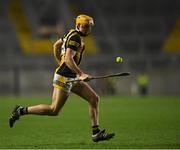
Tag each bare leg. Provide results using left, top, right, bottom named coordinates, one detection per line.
left=27, top=87, right=69, bottom=116
left=71, top=81, right=115, bottom=142
left=71, top=81, right=100, bottom=126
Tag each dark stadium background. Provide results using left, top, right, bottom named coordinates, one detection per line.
left=0, top=0, right=180, bottom=96
left=0, top=0, right=180, bottom=149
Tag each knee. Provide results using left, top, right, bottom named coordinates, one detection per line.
left=91, top=94, right=100, bottom=107
left=49, top=105, right=59, bottom=116
left=95, top=94, right=100, bottom=103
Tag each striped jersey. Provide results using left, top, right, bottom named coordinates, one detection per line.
left=55, top=29, right=85, bottom=78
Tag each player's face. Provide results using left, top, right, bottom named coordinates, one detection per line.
left=79, top=24, right=92, bottom=36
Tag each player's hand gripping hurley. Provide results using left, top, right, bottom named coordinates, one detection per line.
left=66, top=72, right=130, bottom=83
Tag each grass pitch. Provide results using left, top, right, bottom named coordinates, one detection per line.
left=0, top=95, right=180, bottom=149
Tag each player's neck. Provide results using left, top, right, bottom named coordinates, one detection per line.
left=75, top=28, right=86, bottom=37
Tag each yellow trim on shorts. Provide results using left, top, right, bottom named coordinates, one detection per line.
left=53, top=84, right=69, bottom=92
left=53, top=80, right=70, bottom=92
left=53, top=74, right=72, bottom=93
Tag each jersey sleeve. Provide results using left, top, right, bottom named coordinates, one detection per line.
left=67, top=34, right=81, bottom=51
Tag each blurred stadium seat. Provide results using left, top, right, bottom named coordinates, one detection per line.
left=0, top=0, right=180, bottom=95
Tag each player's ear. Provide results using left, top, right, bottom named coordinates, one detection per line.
left=76, top=24, right=80, bottom=30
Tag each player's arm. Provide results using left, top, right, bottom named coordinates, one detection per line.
left=65, top=48, right=83, bottom=76
left=53, top=38, right=63, bottom=64
left=65, top=34, right=90, bottom=80
left=65, top=48, right=90, bottom=81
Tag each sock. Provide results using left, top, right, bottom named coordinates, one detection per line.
left=92, top=125, right=100, bottom=135
left=20, top=107, right=28, bottom=115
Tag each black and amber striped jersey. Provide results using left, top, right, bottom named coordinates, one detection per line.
left=55, top=29, right=85, bottom=78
